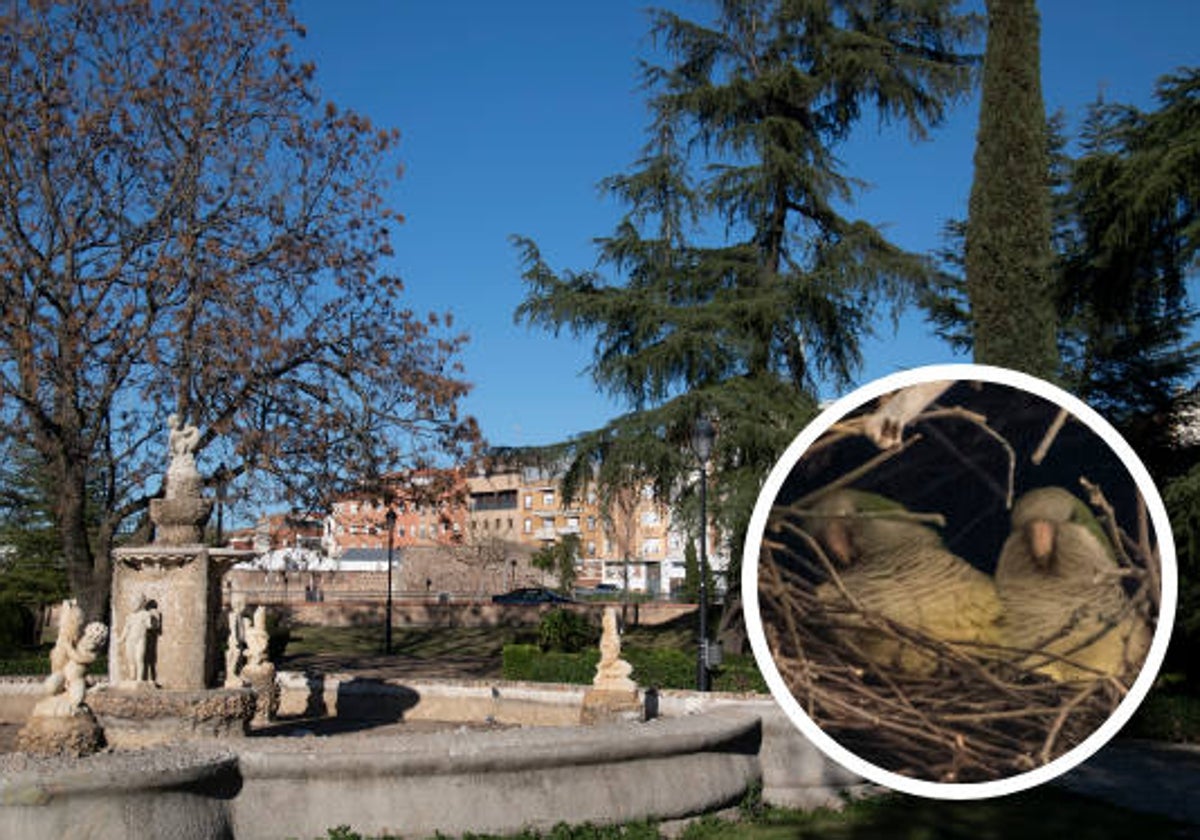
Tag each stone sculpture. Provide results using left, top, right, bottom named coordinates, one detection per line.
left=17, top=601, right=109, bottom=756
left=240, top=605, right=278, bottom=724
left=224, top=593, right=248, bottom=687
left=580, top=606, right=643, bottom=724
left=118, top=594, right=161, bottom=685
left=149, top=413, right=212, bottom=547
left=243, top=605, right=270, bottom=670
left=592, top=607, right=637, bottom=692
left=167, top=413, right=201, bottom=481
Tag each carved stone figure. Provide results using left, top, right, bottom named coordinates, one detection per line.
left=18, top=615, right=109, bottom=756
left=224, top=593, right=248, bottom=687
left=165, top=413, right=202, bottom=498
left=243, top=605, right=270, bottom=670
left=119, top=595, right=160, bottom=685
left=48, top=599, right=84, bottom=680
left=28, top=614, right=109, bottom=720
left=592, top=606, right=636, bottom=692
left=580, top=606, right=642, bottom=724
left=240, top=605, right=278, bottom=724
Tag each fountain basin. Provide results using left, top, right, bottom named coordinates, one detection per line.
left=0, top=675, right=868, bottom=838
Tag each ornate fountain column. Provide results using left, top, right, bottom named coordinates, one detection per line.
left=93, top=416, right=257, bottom=746
left=109, top=415, right=235, bottom=690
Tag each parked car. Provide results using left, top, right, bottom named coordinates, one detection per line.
left=491, top=586, right=575, bottom=605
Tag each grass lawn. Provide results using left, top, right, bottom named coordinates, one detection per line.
left=280, top=610, right=698, bottom=664
left=678, top=788, right=1186, bottom=840
left=282, top=623, right=528, bottom=660
left=316, top=786, right=1187, bottom=839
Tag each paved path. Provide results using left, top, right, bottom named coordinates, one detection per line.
left=1055, top=740, right=1200, bottom=833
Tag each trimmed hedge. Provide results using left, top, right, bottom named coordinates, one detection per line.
left=502, top=644, right=600, bottom=684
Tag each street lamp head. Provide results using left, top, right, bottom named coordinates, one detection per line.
left=691, top=415, right=716, bottom=465
left=385, top=507, right=397, bottom=528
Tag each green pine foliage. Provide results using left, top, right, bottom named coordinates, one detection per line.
left=531, top=534, right=581, bottom=595
left=0, top=441, right=70, bottom=650
left=514, top=1, right=980, bottom=587
left=965, top=0, right=1058, bottom=378
left=1056, top=70, right=1200, bottom=446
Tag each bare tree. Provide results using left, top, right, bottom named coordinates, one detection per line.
left=0, top=0, right=478, bottom=618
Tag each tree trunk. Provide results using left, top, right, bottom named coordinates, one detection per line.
left=56, top=457, right=109, bottom=622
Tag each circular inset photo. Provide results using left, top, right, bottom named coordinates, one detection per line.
left=743, top=364, right=1176, bottom=798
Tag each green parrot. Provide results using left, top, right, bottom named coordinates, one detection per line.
left=800, top=489, right=1003, bottom=674
left=994, top=486, right=1152, bottom=683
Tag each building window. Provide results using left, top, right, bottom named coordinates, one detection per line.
left=523, top=518, right=532, bottom=534
left=524, top=494, right=532, bottom=510
left=542, top=491, right=555, bottom=507
left=587, top=516, right=596, bottom=531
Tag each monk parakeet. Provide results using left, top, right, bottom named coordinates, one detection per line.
left=994, top=487, right=1152, bottom=683
left=800, top=489, right=1003, bottom=674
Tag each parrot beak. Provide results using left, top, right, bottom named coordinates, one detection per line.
left=824, top=520, right=854, bottom=566
left=1027, top=519, right=1056, bottom=568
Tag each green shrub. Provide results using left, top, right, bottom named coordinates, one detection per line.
left=0, top=596, right=36, bottom=655
left=502, top=644, right=599, bottom=684
left=1127, top=692, right=1200, bottom=742
left=265, top=608, right=291, bottom=663
left=537, top=608, right=597, bottom=653
left=712, top=654, right=769, bottom=694
left=624, top=647, right=694, bottom=689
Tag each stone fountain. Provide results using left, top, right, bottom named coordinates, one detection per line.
left=89, top=415, right=257, bottom=746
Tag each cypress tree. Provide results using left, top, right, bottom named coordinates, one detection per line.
left=965, top=0, right=1059, bottom=378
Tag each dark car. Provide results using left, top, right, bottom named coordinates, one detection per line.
left=491, top=587, right=574, bottom=605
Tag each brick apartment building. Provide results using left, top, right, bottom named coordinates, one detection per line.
left=312, top=465, right=727, bottom=598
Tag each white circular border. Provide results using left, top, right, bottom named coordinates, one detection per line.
left=742, top=363, right=1178, bottom=800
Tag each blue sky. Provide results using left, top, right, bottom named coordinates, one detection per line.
left=291, top=0, right=1198, bottom=448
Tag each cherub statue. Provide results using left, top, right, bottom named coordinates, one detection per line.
left=167, top=412, right=200, bottom=462
left=117, top=594, right=160, bottom=685
left=165, top=413, right=201, bottom=497
left=243, top=605, right=270, bottom=670
left=36, top=616, right=108, bottom=717
left=224, top=592, right=248, bottom=687
left=48, top=599, right=84, bottom=679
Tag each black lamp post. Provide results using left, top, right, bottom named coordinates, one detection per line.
left=691, top=415, right=716, bottom=692
left=385, top=507, right=396, bottom=655
left=215, top=462, right=228, bottom=547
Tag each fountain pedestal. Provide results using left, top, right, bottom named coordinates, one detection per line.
left=101, top=415, right=257, bottom=742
